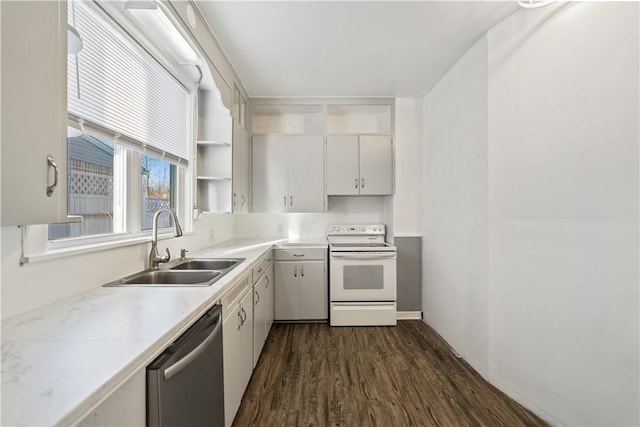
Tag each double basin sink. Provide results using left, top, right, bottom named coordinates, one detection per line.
left=104, top=258, right=245, bottom=287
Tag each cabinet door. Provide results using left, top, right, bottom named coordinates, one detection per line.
left=1, top=1, right=68, bottom=225
left=252, top=135, right=288, bottom=213
left=241, top=127, right=251, bottom=213
left=299, top=261, right=327, bottom=320
left=274, top=262, right=299, bottom=320
left=223, top=305, right=243, bottom=427
left=359, top=135, right=393, bottom=195
left=265, top=264, right=275, bottom=335
left=78, top=370, right=145, bottom=427
left=326, top=135, right=359, bottom=196
left=252, top=279, right=267, bottom=368
left=287, top=135, right=325, bottom=212
left=232, top=120, right=243, bottom=212
left=239, top=290, right=254, bottom=387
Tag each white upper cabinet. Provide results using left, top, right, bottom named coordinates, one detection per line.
left=359, top=135, right=393, bottom=195
left=326, top=135, right=360, bottom=195
left=252, top=135, right=324, bottom=213
left=231, top=86, right=251, bottom=213
left=252, top=135, right=288, bottom=213
left=326, top=135, right=393, bottom=196
left=287, top=136, right=325, bottom=212
left=1, top=1, right=69, bottom=226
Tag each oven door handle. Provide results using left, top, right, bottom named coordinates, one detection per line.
left=330, top=252, right=396, bottom=259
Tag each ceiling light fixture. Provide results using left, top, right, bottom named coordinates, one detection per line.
left=518, top=0, right=557, bottom=8
left=124, top=0, right=201, bottom=65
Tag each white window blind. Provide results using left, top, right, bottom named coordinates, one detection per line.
left=68, top=1, right=191, bottom=165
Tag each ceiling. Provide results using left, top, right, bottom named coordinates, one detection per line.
left=195, top=1, right=519, bottom=98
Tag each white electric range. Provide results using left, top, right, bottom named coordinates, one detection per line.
left=327, top=224, right=397, bottom=326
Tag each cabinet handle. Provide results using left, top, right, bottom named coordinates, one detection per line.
left=355, top=178, right=359, bottom=189
left=233, top=193, right=237, bottom=206
left=361, top=177, right=365, bottom=189
left=301, top=265, right=304, bottom=277
left=237, top=310, right=243, bottom=330
left=284, top=196, right=287, bottom=207
left=293, top=254, right=305, bottom=257
left=241, top=195, right=246, bottom=206
left=294, top=266, right=297, bottom=277
left=255, top=290, right=260, bottom=305
left=265, top=276, right=269, bottom=288
left=290, top=195, right=293, bottom=206
left=46, top=155, right=59, bottom=197
left=241, top=307, right=247, bottom=324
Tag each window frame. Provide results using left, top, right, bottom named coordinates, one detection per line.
left=45, top=140, right=193, bottom=251
left=42, top=0, right=198, bottom=253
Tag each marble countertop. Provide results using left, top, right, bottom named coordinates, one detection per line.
left=1, top=238, right=327, bottom=427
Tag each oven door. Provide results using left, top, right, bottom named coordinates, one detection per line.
left=330, top=252, right=396, bottom=301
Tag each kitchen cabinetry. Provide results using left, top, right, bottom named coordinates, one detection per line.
left=252, top=135, right=325, bottom=213
left=222, top=275, right=253, bottom=427
left=232, top=86, right=250, bottom=213
left=274, top=249, right=327, bottom=321
left=1, top=1, right=69, bottom=226
left=77, top=370, right=145, bottom=427
left=326, top=135, right=393, bottom=196
left=252, top=252, right=274, bottom=367
left=232, top=122, right=251, bottom=213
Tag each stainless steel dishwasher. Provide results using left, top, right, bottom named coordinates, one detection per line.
left=147, top=304, right=224, bottom=427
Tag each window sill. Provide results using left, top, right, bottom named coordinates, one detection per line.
left=21, top=231, right=194, bottom=265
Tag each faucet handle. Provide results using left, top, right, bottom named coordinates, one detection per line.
left=164, top=248, right=171, bottom=262
left=180, top=249, right=189, bottom=260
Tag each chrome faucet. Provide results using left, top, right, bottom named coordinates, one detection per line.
left=149, top=208, right=183, bottom=270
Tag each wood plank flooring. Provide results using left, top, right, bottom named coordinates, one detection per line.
left=233, top=321, right=548, bottom=427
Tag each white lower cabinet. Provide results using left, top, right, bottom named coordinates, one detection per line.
left=223, top=278, right=253, bottom=427
left=274, top=249, right=327, bottom=321
left=252, top=275, right=267, bottom=367
left=265, top=263, right=275, bottom=334
left=77, top=370, right=145, bottom=427
left=253, top=256, right=275, bottom=368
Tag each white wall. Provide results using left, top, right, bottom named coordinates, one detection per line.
left=487, top=3, right=639, bottom=425
left=422, top=35, right=489, bottom=373
left=235, top=196, right=388, bottom=239
left=393, top=98, right=423, bottom=237
left=422, top=3, right=639, bottom=425
left=1, top=214, right=235, bottom=319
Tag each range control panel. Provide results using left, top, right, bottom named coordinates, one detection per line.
left=327, top=224, right=386, bottom=235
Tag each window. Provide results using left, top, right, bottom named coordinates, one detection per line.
left=48, top=1, right=198, bottom=246
left=48, top=135, right=123, bottom=240
left=141, top=154, right=176, bottom=231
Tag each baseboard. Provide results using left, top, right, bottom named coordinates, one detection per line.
left=396, top=311, right=422, bottom=320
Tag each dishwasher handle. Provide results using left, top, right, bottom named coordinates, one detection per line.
left=163, top=310, right=222, bottom=381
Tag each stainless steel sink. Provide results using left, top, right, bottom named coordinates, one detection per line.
left=103, top=257, right=245, bottom=287
left=169, top=258, right=242, bottom=271
left=104, top=270, right=221, bottom=287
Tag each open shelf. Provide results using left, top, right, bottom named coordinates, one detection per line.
left=326, top=104, right=392, bottom=134
left=252, top=104, right=324, bottom=134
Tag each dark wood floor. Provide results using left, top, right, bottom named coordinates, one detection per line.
left=233, top=321, right=548, bottom=427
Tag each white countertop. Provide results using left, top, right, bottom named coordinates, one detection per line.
left=1, top=238, right=326, bottom=427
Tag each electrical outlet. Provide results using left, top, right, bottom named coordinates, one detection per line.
left=209, top=228, right=215, bottom=243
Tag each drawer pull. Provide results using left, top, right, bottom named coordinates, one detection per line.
left=293, top=254, right=305, bottom=257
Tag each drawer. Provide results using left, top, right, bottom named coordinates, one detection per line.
left=221, top=273, right=251, bottom=319
left=264, top=250, right=274, bottom=267
left=274, top=248, right=326, bottom=261
left=252, top=259, right=266, bottom=284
